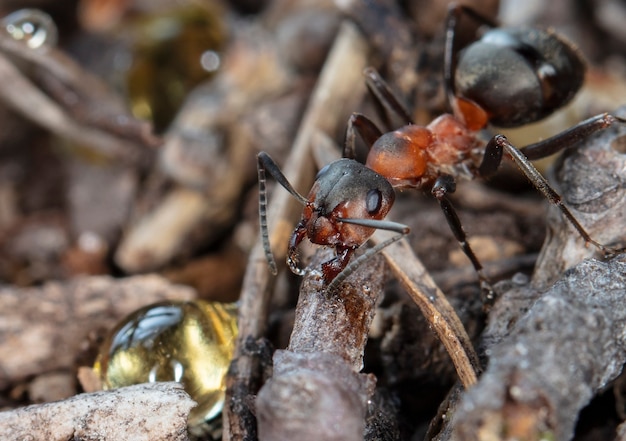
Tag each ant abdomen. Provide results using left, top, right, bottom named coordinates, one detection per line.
left=455, top=27, right=586, bottom=127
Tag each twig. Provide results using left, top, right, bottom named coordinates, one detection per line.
left=0, top=35, right=159, bottom=164
left=223, top=21, right=370, bottom=441
left=256, top=250, right=385, bottom=441
left=373, top=231, right=481, bottom=388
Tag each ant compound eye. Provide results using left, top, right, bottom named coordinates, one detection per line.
left=93, top=300, right=238, bottom=428
left=366, top=188, right=383, bottom=214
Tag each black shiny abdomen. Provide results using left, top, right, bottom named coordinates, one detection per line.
left=455, top=28, right=586, bottom=127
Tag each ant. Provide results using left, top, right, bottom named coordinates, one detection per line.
left=342, top=4, right=625, bottom=301
left=258, top=4, right=625, bottom=298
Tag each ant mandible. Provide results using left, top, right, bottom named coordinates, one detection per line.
left=344, top=4, right=625, bottom=300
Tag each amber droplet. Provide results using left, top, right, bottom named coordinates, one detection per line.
left=125, top=4, right=225, bottom=132
left=94, top=300, right=238, bottom=426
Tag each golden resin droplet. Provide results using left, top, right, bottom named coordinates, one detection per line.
left=94, top=300, right=238, bottom=427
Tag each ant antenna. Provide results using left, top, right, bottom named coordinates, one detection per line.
left=257, top=152, right=308, bottom=276
left=326, top=218, right=409, bottom=294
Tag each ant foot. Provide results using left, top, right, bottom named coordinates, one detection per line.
left=600, top=244, right=626, bottom=259
left=287, top=252, right=306, bottom=276
left=480, top=280, right=498, bottom=309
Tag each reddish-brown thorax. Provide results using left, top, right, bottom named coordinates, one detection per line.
left=365, top=112, right=481, bottom=189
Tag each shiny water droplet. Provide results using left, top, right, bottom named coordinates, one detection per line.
left=3, top=9, right=58, bottom=48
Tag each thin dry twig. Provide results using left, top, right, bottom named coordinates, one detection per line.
left=223, top=21, right=370, bottom=440
left=0, top=34, right=157, bottom=164
left=374, top=231, right=481, bottom=388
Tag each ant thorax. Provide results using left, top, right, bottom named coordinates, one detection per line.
left=365, top=113, right=480, bottom=190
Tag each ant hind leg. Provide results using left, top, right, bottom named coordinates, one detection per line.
left=482, top=134, right=626, bottom=257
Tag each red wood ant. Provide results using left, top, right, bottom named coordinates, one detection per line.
left=257, top=152, right=409, bottom=293
left=258, top=4, right=625, bottom=297
left=343, top=4, right=625, bottom=301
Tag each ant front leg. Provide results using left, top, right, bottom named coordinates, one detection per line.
left=480, top=134, right=625, bottom=256
left=431, top=174, right=495, bottom=304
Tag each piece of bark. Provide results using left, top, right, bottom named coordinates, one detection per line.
left=0, top=275, right=195, bottom=390
left=447, top=256, right=626, bottom=441
left=256, top=249, right=385, bottom=441
left=0, top=382, right=195, bottom=441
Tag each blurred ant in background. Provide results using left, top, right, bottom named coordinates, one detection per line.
left=344, top=4, right=625, bottom=301
left=258, top=4, right=625, bottom=298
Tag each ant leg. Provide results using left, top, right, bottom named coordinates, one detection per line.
left=326, top=233, right=406, bottom=295
left=444, top=4, right=498, bottom=104
left=432, top=174, right=495, bottom=303
left=287, top=223, right=308, bottom=276
left=257, top=152, right=310, bottom=275
left=520, top=113, right=626, bottom=160
left=363, top=67, right=414, bottom=126
left=343, top=113, right=384, bottom=159
left=484, top=135, right=624, bottom=256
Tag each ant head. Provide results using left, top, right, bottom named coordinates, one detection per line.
left=257, top=152, right=407, bottom=283
left=454, top=27, right=586, bottom=127
left=303, top=158, right=396, bottom=248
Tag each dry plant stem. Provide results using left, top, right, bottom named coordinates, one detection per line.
left=256, top=251, right=385, bottom=441
left=223, top=21, right=370, bottom=441
left=373, top=230, right=481, bottom=388
left=337, top=0, right=419, bottom=96
left=0, top=382, right=195, bottom=441
left=0, top=39, right=154, bottom=164
left=447, top=256, right=626, bottom=441
left=0, top=275, right=195, bottom=389
left=0, top=33, right=158, bottom=148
